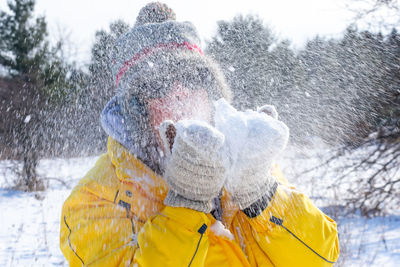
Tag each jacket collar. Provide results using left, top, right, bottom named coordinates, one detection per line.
left=107, top=137, right=168, bottom=197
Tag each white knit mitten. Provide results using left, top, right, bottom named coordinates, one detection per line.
left=160, top=120, right=226, bottom=213
left=214, top=99, right=289, bottom=211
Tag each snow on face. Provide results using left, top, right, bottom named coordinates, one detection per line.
left=147, top=81, right=212, bottom=150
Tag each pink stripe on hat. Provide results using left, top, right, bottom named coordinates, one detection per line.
left=115, top=41, right=203, bottom=87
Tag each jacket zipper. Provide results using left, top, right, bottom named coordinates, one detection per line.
left=188, top=224, right=208, bottom=267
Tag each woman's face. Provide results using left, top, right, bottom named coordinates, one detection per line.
left=147, top=81, right=212, bottom=150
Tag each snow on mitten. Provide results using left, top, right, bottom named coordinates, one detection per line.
left=160, top=120, right=226, bottom=213
left=214, top=99, right=289, bottom=211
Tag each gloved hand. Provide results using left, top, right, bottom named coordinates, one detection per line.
left=159, top=119, right=226, bottom=213
left=214, top=99, right=289, bottom=211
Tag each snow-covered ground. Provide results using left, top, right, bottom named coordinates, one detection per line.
left=0, top=157, right=97, bottom=267
left=0, top=149, right=399, bottom=266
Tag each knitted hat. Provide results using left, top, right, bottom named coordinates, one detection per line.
left=111, top=2, right=231, bottom=106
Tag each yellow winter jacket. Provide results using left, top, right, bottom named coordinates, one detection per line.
left=60, top=137, right=339, bottom=266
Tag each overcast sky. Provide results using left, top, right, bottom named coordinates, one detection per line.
left=1, top=0, right=362, bottom=64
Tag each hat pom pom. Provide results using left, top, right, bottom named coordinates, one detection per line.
left=135, top=2, right=176, bottom=26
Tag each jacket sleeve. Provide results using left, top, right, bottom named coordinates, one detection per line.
left=60, top=141, right=168, bottom=266
left=245, top=185, right=339, bottom=266
left=227, top=166, right=340, bottom=267
left=60, top=155, right=137, bottom=266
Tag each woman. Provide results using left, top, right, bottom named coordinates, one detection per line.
left=60, top=3, right=339, bottom=266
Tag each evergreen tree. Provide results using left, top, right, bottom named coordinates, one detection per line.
left=0, top=0, right=47, bottom=75
left=206, top=15, right=275, bottom=109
